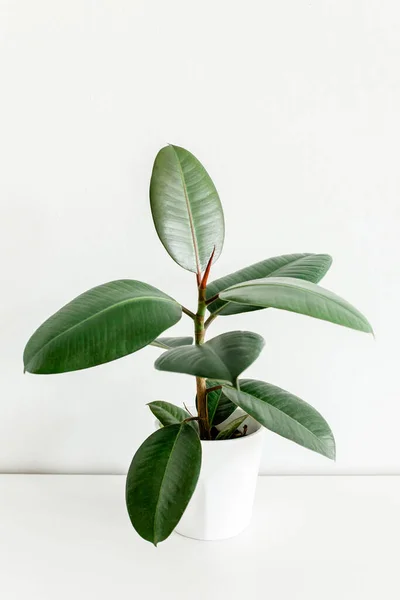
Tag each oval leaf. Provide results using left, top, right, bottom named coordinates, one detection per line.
left=151, top=336, right=193, bottom=350
left=150, top=145, right=225, bottom=273
left=148, top=401, right=198, bottom=432
left=215, top=414, right=248, bottom=440
left=126, top=423, right=201, bottom=545
left=155, top=331, right=265, bottom=386
left=24, top=280, right=182, bottom=374
left=222, top=379, right=335, bottom=459
left=220, top=277, right=372, bottom=333
left=207, top=253, right=332, bottom=315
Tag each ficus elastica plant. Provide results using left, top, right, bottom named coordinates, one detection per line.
left=24, top=144, right=372, bottom=545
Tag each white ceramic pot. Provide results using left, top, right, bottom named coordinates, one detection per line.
left=156, top=411, right=264, bottom=541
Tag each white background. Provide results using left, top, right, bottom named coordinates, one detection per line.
left=0, top=0, right=398, bottom=475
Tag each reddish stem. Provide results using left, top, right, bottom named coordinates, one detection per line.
left=200, top=247, right=216, bottom=290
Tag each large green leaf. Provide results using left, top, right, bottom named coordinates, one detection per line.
left=148, top=400, right=198, bottom=432
left=23, top=280, right=182, bottom=374
left=151, top=336, right=193, bottom=350
left=205, top=380, right=237, bottom=426
left=126, top=423, right=201, bottom=545
left=150, top=145, right=225, bottom=273
left=220, top=277, right=372, bottom=333
left=155, top=331, right=265, bottom=386
left=207, top=253, right=332, bottom=315
left=222, top=379, right=335, bottom=459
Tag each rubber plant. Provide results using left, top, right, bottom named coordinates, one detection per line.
left=23, top=145, right=373, bottom=545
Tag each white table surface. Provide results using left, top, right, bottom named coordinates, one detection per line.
left=0, top=475, right=399, bottom=599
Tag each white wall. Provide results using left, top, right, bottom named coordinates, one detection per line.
left=0, top=0, right=398, bottom=474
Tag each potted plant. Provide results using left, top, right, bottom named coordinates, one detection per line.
left=23, top=145, right=372, bottom=545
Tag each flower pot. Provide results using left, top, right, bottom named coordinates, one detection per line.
left=156, top=411, right=264, bottom=541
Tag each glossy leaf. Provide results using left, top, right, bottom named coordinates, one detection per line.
left=206, top=380, right=237, bottom=426
left=126, top=423, right=201, bottom=545
left=148, top=401, right=198, bottom=432
left=207, top=253, right=332, bottom=315
left=155, top=331, right=265, bottom=386
left=150, top=145, right=225, bottom=273
left=222, top=379, right=335, bottom=459
left=151, top=336, right=193, bottom=350
left=215, top=415, right=248, bottom=440
left=220, top=277, right=372, bottom=333
left=23, top=280, right=182, bottom=374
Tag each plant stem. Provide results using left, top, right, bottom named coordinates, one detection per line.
left=182, top=306, right=196, bottom=320
left=205, top=385, right=222, bottom=395
left=183, top=416, right=199, bottom=423
left=204, top=313, right=217, bottom=330
left=205, top=294, right=219, bottom=305
left=195, top=285, right=210, bottom=439
left=204, top=303, right=226, bottom=330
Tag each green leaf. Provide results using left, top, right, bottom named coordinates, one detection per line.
left=207, top=253, right=332, bottom=315
left=148, top=401, right=198, bottom=432
left=150, top=145, right=225, bottom=273
left=126, top=423, right=201, bottom=545
left=148, top=401, right=191, bottom=426
left=155, top=331, right=265, bottom=386
left=220, top=277, right=372, bottom=333
left=215, top=414, right=248, bottom=440
left=23, top=280, right=182, bottom=374
left=151, top=336, right=193, bottom=350
left=222, top=379, right=335, bottom=459
left=206, top=380, right=237, bottom=426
